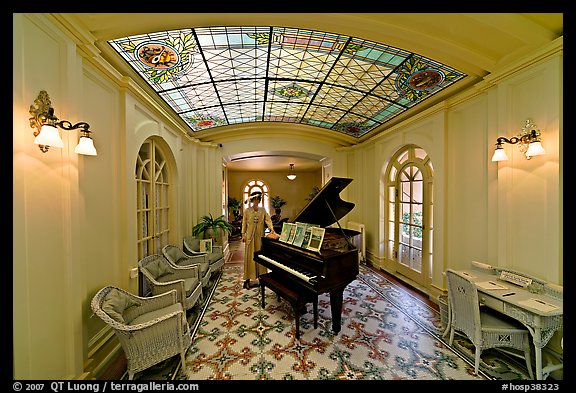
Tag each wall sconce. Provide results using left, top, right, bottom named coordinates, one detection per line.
left=491, top=119, right=545, bottom=162
left=286, top=163, right=297, bottom=180
left=28, top=90, right=97, bottom=155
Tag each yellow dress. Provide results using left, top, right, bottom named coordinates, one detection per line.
left=242, top=207, right=274, bottom=281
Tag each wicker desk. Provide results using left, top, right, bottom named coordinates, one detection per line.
left=448, top=269, right=563, bottom=380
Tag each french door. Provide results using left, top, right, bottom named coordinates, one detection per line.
left=386, top=145, right=433, bottom=287
left=136, top=139, right=171, bottom=294
left=395, top=163, right=425, bottom=284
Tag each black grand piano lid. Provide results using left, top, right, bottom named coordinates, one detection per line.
left=292, top=177, right=355, bottom=228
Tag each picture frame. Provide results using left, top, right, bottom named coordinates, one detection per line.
left=302, top=227, right=313, bottom=249
left=200, top=239, right=213, bottom=253
left=279, top=222, right=294, bottom=243
left=306, top=227, right=325, bottom=252
left=291, top=222, right=307, bottom=247
left=286, top=223, right=298, bottom=244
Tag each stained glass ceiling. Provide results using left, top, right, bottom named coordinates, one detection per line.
left=109, top=26, right=466, bottom=138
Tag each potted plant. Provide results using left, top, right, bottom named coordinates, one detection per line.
left=192, top=214, right=234, bottom=244
left=270, top=195, right=287, bottom=215
left=228, top=196, right=242, bottom=221
left=305, top=186, right=321, bottom=202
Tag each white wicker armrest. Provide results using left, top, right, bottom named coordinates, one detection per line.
left=167, top=263, right=200, bottom=280
left=181, top=253, right=208, bottom=264
left=128, top=289, right=178, bottom=317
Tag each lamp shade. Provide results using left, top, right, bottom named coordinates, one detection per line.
left=287, top=163, right=296, bottom=180
left=491, top=147, right=508, bottom=162
left=526, top=141, right=545, bottom=157
left=74, top=136, right=98, bottom=156
left=34, top=124, right=64, bottom=148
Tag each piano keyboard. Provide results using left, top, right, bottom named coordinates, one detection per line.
left=257, top=254, right=319, bottom=284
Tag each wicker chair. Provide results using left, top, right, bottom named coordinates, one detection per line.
left=162, top=244, right=211, bottom=287
left=91, top=286, right=191, bottom=380
left=138, top=254, right=203, bottom=310
left=182, top=236, right=225, bottom=275
left=446, top=269, right=534, bottom=379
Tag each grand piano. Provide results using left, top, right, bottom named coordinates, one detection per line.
left=254, top=177, right=360, bottom=334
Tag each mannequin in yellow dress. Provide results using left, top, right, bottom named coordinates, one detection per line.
left=241, top=192, right=276, bottom=289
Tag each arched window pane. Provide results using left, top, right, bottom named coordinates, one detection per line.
left=385, top=145, right=433, bottom=285
left=414, top=148, right=427, bottom=159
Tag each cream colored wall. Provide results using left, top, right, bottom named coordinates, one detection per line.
left=14, top=14, right=96, bottom=379
left=490, top=58, right=562, bottom=284
left=13, top=14, right=224, bottom=379
left=345, top=43, right=563, bottom=298
left=228, top=171, right=322, bottom=222
left=13, top=14, right=562, bottom=380
left=345, top=114, right=447, bottom=289
left=221, top=131, right=349, bottom=220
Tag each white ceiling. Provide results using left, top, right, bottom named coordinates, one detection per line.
left=225, top=151, right=324, bottom=172
left=62, top=12, right=563, bottom=80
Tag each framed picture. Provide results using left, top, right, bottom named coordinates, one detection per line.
left=302, top=227, right=313, bottom=249
left=200, top=239, right=213, bottom=253
left=286, top=223, right=298, bottom=244
left=292, top=222, right=307, bottom=247
left=306, top=227, right=325, bottom=252
left=279, top=222, right=294, bottom=243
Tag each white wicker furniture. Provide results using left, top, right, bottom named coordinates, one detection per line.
left=162, top=244, right=211, bottom=287
left=446, top=269, right=534, bottom=379
left=138, top=254, right=203, bottom=310
left=91, top=286, right=191, bottom=380
left=183, top=235, right=225, bottom=275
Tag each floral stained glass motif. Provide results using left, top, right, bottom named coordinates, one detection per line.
left=109, top=26, right=466, bottom=138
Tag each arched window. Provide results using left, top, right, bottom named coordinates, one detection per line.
left=384, top=145, right=434, bottom=287
left=136, top=138, right=173, bottom=294
left=243, top=180, right=270, bottom=216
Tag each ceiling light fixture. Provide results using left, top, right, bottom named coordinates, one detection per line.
left=491, top=119, right=545, bottom=162
left=28, top=90, right=97, bottom=156
left=286, top=163, right=297, bottom=180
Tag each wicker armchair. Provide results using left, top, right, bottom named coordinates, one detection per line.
left=162, top=244, right=211, bottom=287
left=138, top=254, right=203, bottom=310
left=182, top=235, right=225, bottom=275
left=91, top=286, right=191, bottom=380
left=446, top=269, right=534, bottom=379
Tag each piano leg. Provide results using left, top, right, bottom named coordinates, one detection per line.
left=329, top=286, right=345, bottom=334
left=313, top=300, right=318, bottom=329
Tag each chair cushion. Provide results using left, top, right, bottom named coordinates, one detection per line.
left=129, top=303, right=182, bottom=326
left=165, top=247, right=190, bottom=265
left=186, top=238, right=201, bottom=252
left=101, top=288, right=140, bottom=323
left=146, top=259, right=172, bottom=280
left=176, top=257, right=191, bottom=265
left=156, top=273, right=179, bottom=283
left=207, top=252, right=223, bottom=264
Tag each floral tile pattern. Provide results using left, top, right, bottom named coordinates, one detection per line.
left=132, top=261, right=532, bottom=380
left=177, top=264, right=483, bottom=380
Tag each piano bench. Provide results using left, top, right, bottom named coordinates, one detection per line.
left=259, top=273, right=318, bottom=339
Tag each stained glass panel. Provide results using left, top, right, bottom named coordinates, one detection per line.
left=109, top=26, right=466, bottom=137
